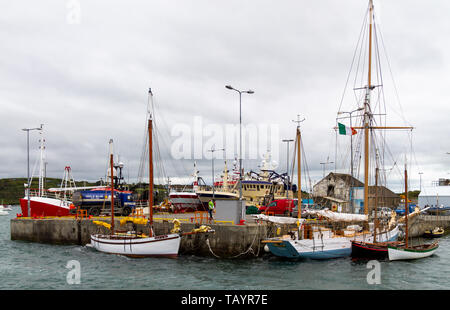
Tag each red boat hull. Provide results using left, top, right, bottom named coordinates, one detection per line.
left=169, top=192, right=206, bottom=212
left=20, top=197, right=73, bottom=217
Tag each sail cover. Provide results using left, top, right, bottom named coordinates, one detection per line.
left=304, top=210, right=368, bottom=222
left=253, top=214, right=305, bottom=225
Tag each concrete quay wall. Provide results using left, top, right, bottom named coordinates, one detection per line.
left=11, top=215, right=447, bottom=257
left=407, top=214, right=450, bottom=237
left=10, top=217, right=277, bottom=258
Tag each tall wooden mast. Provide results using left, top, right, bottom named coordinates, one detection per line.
left=293, top=115, right=304, bottom=220
left=148, top=104, right=154, bottom=237
left=363, top=0, right=374, bottom=215
left=297, top=126, right=301, bottom=219
left=374, top=167, right=378, bottom=242
left=338, top=0, right=414, bottom=217
left=404, top=163, right=409, bottom=248
left=109, top=139, right=115, bottom=234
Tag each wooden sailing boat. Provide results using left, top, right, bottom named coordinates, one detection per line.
left=90, top=89, right=181, bottom=258
left=264, top=116, right=398, bottom=260
left=351, top=168, right=402, bottom=259
left=387, top=165, right=439, bottom=261
left=268, top=0, right=400, bottom=260
left=346, top=1, right=438, bottom=260
left=321, top=0, right=409, bottom=259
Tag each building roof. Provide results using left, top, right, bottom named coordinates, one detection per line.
left=419, top=186, right=450, bottom=197
left=368, top=186, right=399, bottom=198
left=321, top=172, right=364, bottom=187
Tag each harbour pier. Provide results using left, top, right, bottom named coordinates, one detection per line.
left=10, top=214, right=449, bottom=258
left=10, top=214, right=282, bottom=258
left=406, top=214, right=450, bottom=237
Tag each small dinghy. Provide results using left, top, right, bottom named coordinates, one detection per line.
left=423, top=227, right=445, bottom=238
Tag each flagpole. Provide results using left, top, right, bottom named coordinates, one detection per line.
left=350, top=114, right=354, bottom=213
left=337, top=107, right=363, bottom=213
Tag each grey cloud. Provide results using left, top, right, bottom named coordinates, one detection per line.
left=1, top=0, right=449, bottom=194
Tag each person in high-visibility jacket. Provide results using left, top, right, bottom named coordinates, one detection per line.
left=208, top=199, right=215, bottom=220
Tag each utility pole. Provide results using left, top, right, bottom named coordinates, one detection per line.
left=22, top=124, right=43, bottom=217
left=208, top=144, right=225, bottom=201
left=419, top=172, right=423, bottom=192
left=282, top=139, right=294, bottom=199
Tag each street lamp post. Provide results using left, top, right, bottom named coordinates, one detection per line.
left=282, top=139, right=294, bottom=199
left=208, top=145, right=225, bottom=201
left=22, top=124, right=43, bottom=217
left=225, top=85, right=254, bottom=203
left=419, top=172, right=423, bottom=191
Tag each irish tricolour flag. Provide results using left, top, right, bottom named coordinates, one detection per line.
left=338, top=122, right=357, bottom=136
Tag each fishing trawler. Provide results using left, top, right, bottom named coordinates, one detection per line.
left=168, top=162, right=205, bottom=212
left=196, top=152, right=294, bottom=208
left=242, top=152, right=295, bottom=206
left=195, top=159, right=240, bottom=207
left=19, top=127, right=75, bottom=217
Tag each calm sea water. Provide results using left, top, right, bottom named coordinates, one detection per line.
left=1, top=206, right=448, bottom=290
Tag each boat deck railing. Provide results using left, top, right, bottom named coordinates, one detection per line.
left=26, top=189, right=73, bottom=201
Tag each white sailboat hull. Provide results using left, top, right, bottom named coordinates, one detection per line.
left=90, top=233, right=181, bottom=258
left=388, top=243, right=439, bottom=261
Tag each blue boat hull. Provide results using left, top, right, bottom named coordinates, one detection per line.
left=267, top=240, right=352, bottom=260
left=266, top=226, right=399, bottom=260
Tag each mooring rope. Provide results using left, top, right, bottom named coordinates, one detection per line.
left=205, top=222, right=263, bottom=259
left=205, top=238, right=221, bottom=258
left=229, top=222, right=261, bottom=259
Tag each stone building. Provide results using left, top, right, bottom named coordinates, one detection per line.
left=313, top=172, right=400, bottom=213
left=313, top=173, right=363, bottom=212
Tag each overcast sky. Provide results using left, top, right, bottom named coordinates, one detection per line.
left=1, top=0, right=449, bottom=193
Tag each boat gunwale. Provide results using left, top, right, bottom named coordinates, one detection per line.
left=387, top=242, right=439, bottom=253
left=91, top=233, right=180, bottom=246
left=351, top=240, right=403, bottom=252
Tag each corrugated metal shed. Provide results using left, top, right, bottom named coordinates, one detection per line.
left=419, top=186, right=450, bottom=197
left=418, top=186, right=450, bottom=207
